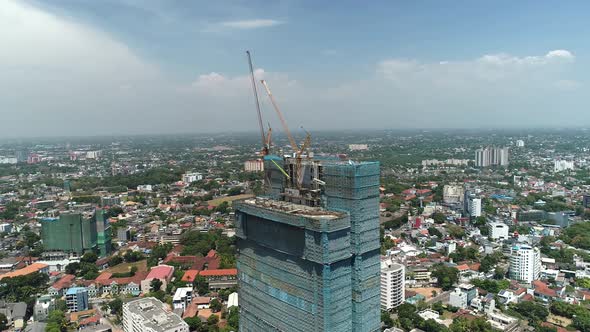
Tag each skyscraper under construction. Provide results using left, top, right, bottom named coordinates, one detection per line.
left=235, top=156, right=381, bottom=332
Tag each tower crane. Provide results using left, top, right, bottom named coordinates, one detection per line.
left=260, top=80, right=299, bottom=153
left=260, top=79, right=312, bottom=188
left=246, top=51, right=270, bottom=156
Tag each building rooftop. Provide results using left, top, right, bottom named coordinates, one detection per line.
left=198, top=269, right=237, bottom=277
left=181, top=270, right=199, bottom=283
left=125, top=297, right=187, bottom=331
left=241, top=198, right=345, bottom=220
left=0, top=263, right=48, bottom=280
left=66, top=287, right=87, bottom=295
left=173, top=287, right=193, bottom=302
left=145, top=265, right=174, bottom=280
left=51, top=274, right=76, bottom=290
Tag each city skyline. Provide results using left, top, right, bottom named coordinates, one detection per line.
left=1, top=0, right=589, bottom=137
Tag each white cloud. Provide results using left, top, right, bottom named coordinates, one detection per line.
left=546, top=49, right=574, bottom=60
left=191, top=68, right=297, bottom=97
left=0, top=1, right=159, bottom=80
left=220, top=19, right=283, bottom=29
left=318, top=49, right=582, bottom=129
left=377, top=49, right=575, bottom=84
left=0, top=0, right=170, bottom=136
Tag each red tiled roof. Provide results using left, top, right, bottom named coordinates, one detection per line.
left=468, top=263, right=481, bottom=271
left=171, top=244, right=184, bottom=254
left=533, top=280, right=557, bottom=297
left=579, top=290, right=590, bottom=300
left=521, top=294, right=534, bottom=302
left=96, top=272, right=112, bottom=281
left=182, top=270, right=199, bottom=283
left=182, top=302, right=198, bottom=318
left=163, top=252, right=220, bottom=270
left=192, top=296, right=211, bottom=305
left=79, top=316, right=100, bottom=326
left=456, top=264, right=470, bottom=271
left=415, top=189, right=432, bottom=195
left=51, top=274, right=76, bottom=290
left=514, top=287, right=526, bottom=295
left=0, top=262, right=48, bottom=280
left=146, top=265, right=174, bottom=280
left=199, top=269, right=237, bottom=277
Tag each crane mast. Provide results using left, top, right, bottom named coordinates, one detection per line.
left=246, top=51, right=268, bottom=156
left=260, top=79, right=313, bottom=189
left=260, top=79, right=299, bottom=153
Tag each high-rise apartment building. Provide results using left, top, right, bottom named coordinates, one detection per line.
left=244, top=159, right=264, bottom=172
left=442, top=184, right=464, bottom=204
left=123, top=297, right=188, bottom=332
left=468, top=198, right=482, bottom=217
left=41, top=209, right=111, bottom=257
left=475, top=147, right=509, bottom=167
left=509, top=244, right=541, bottom=283
left=380, top=259, right=405, bottom=310
left=15, top=150, right=28, bottom=163
left=235, top=157, right=380, bottom=332
left=95, top=209, right=112, bottom=257
left=554, top=159, right=574, bottom=172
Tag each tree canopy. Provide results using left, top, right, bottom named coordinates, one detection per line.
left=431, top=265, right=459, bottom=290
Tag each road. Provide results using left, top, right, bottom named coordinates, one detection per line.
left=425, top=290, right=451, bottom=304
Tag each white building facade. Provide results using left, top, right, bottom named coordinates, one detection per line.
left=182, top=172, right=203, bottom=184
left=172, top=287, right=193, bottom=312
left=469, top=198, right=482, bottom=217
left=244, top=159, right=264, bottom=172
left=554, top=160, right=574, bottom=172
left=509, top=244, right=541, bottom=283
left=475, top=147, right=509, bottom=167
left=380, top=259, right=405, bottom=310
left=488, top=222, right=509, bottom=240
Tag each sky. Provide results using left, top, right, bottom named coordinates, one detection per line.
left=1, top=0, right=589, bottom=137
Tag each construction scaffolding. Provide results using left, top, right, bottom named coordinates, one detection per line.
left=235, top=159, right=381, bottom=332
left=323, top=161, right=381, bottom=332
left=235, top=200, right=353, bottom=332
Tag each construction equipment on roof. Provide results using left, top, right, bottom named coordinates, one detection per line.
left=260, top=79, right=312, bottom=189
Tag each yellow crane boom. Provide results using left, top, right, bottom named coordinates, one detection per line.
left=260, top=79, right=299, bottom=153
